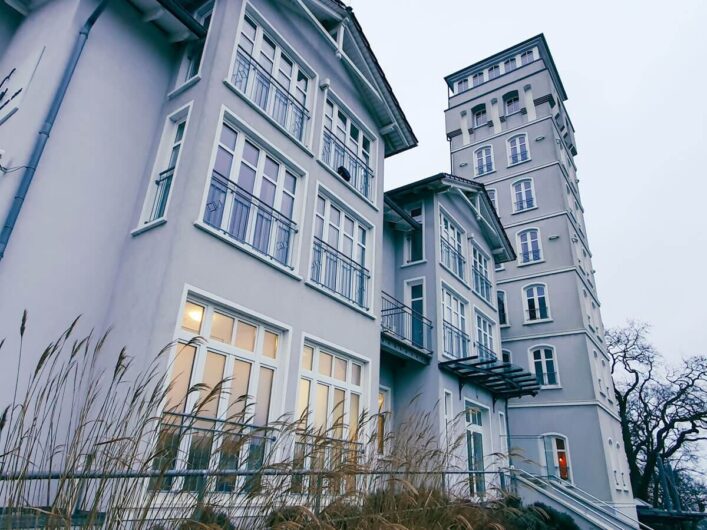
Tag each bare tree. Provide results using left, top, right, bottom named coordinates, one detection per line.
left=606, top=321, right=707, bottom=503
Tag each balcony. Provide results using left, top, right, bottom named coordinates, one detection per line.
left=380, top=292, right=433, bottom=364
left=443, top=321, right=470, bottom=359
left=472, top=267, right=492, bottom=302
left=203, top=171, right=298, bottom=268
left=441, top=238, right=466, bottom=280
left=321, top=128, right=374, bottom=201
left=310, top=237, right=370, bottom=310
left=232, top=47, right=310, bottom=143
left=145, top=167, right=174, bottom=223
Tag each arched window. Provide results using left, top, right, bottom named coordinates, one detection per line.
left=504, top=91, right=520, bottom=115
left=472, top=104, right=487, bottom=128
left=512, top=178, right=535, bottom=211
left=508, top=134, right=529, bottom=164
left=524, top=283, right=550, bottom=321
left=531, top=346, right=558, bottom=386
left=517, top=228, right=542, bottom=263
left=542, top=434, right=571, bottom=481
left=474, top=146, right=494, bottom=176
left=486, top=188, right=498, bottom=213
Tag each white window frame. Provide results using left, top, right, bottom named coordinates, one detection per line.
left=473, top=106, right=487, bottom=128
left=464, top=399, right=489, bottom=497
left=439, top=209, right=466, bottom=281
left=541, top=433, right=572, bottom=483
left=457, top=78, right=469, bottom=92
left=487, top=64, right=500, bottom=80
left=473, top=145, right=494, bottom=176
left=471, top=245, right=492, bottom=303
left=442, top=389, right=454, bottom=447
left=377, top=385, right=391, bottom=455
left=497, top=290, right=509, bottom=327
left=516, top=227, right=543, bottom=265
left=474, top=309, right=496, bottom=358
left=511, top=178, right=536, bottom=213
left=503, top=57, right=517, bottom=73
left=173, top=2, right=214, bottom=91
left=404, top=203, right=425, bottom=264
left=486, top=188, right=498, bottom=213
left=521, top=49, right=535, bottom=65
left=530, top=344, right=560, bottom=387
left=441, top=285, right=469, bottom=359
left=507, top=133, right=530, bottom=166
left=523, top=282, right=551, bottom=323
left=504, top=94, right=521, bottom=116
left=472, top=72, right=484, bottom=87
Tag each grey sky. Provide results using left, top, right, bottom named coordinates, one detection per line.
left=350, top=0, right=707, bottom=362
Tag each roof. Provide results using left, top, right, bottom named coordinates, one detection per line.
left=444, top=33, right=569, bottom=102
left=386, top=173, right=516, bottom=264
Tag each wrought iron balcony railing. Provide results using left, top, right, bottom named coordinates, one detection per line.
left=232, top=47, right=310, bottom=143
left=146, top=167, right=174, bottom=223
left=514, top=198, right=535, bottom=211
left=380, top=292, right=433, bottom=354
left=472, top=267, right=492, bottom=302
left=203, top=171, right=298, bottom=268
left=510, top=150, right=529, bottom=164
left=321, top=128, right=374, bottom=201
left=443, top=321, right=470, bottom=359
left=475, top=342, right=497, bottom=362
left=441, top=238, right=466, bottom=280
left=519, top=248, right=542, bottom=263
left=310, top=237, right=370, bottom=310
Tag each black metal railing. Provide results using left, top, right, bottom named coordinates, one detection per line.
left=203, top=171, right=298, bottom=268
left=321, top=128, right=374, bottom=201
left=441, top=238, right=465, bottom=280
left=475, top=342, right=497, bottom=362
left=443, top=321, right=470, bottom=359
left=146, top=168, right=174, bottom=223
left=150, top=411, right=276, bottom=494
left=514, top=198, right=535, bottom=211
left=291, top=433, right=364, bottom=496
left=472, top=267, right=492, bottom=302
left=232, top=47, right=310, bottom=142
left=380, top=292, right=433, bottom=354
left=510, top=150, right=529, bottom=164
left=520, top=248, right=542, bottom=263
left=525, top=306, right=549, bottom=321
left=310, top=237, right=370, bottom=310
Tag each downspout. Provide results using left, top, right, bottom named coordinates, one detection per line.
left=0, top=0, right=109, bottom=260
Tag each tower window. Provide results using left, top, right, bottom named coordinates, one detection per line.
left=524, top=284, right=550, bottom=321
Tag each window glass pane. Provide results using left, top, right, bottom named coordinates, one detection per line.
left=228, top=359, right=251, bottom=417
left=262, top=330, right=278, bottom=359
left=254, top=366, right=274, bottom=425
left=238, top=162, right=256, bottom=193
left=302, top=345, right=313, bottom=370
left=284, top=172, right=297, bottom=194
left=220, top=124, right=237, bottom=150
left=199, top=351, right=226, bottom=418
left=242, top=141, right=259, bottom=167
left=351, top=363, right=361, bottom=386
left=332, top=388, right=345, bottom=438
left=235, top=321, right=257, bottom=351
left=210, top=312, right=235, bottom=343
left=182, top=302, right=204, bottom=333
left=314, top=383, right=329, bottom=430
left=165, top=344, right=196, bottom=412
left=333, top=357, right=347, bottom=381
left=214, top=147, right=233, bottom=178
left=349, top=393, right=360, bottom=440
left=319, top=351, right=333, bottom=376
left=297, top=378, right=311, bottom=427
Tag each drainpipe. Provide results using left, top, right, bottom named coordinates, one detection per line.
left=0, top=0, right=109, bottom=260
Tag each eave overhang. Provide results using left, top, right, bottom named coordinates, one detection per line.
left=383, top=195, right=420, bottom=233
left=127, top=0, right=208, bottom=41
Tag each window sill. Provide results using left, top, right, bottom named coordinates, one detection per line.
left=222, top=79, right=315, bottom=159
left=523, top=318, right=553, bottom=326
left=304, top=280, right=375, bottom=320
left=194, top=221, right=303, bottom=282
left=507, top=158, right=531, bottom=169
left=517, top=259, right=545, bottom=268
left=401, top=259, right=427, bottom=268
left=511, top=205, right=538, bottom=215
left=500, top=324, right=511, bottom=329
left=439, top=262, right=468, bottom=286
left=475, top=169, right=496, bottom=178
left=131, top=217, right=167, bottom=237
left=168, top=75, right=201, bottom=99
left=316, top=159, right=378, bottom=211
left=539, top=385, right=562, bottom=390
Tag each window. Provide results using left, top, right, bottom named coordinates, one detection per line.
left=473, top=106, right=487, bottom=128
left=487, top=189, right=498, bottom=213
left=518, top=228, right=542, bottom=264
left=501, top=349, right=512, bottom=364
left=465, top=402, right=486, bottom=496
left=405, top=204, right=424, bottom=263
left=440, top=213, right=465, bottom=280
left=512, top=179, right=535, bottom=211
left=377, top=387, right=391, bottom=454
left=457, top=78, right=469, bottom=92
left=472, top=72, right=484, bottom=86
left=442, top=288, right=468, bottom=358
left=504, top=95, right=520, bottom=116
left=532, top=346, right=558, bottom=386
left=178, top=4, right=212, bottom=85
left=153, top=298, right=281, bottom=492
left=487, top=65, right=500, bottom=80
left=475, top=311, right=496, bottom=360
left=322, top=98, right=375, bottom=201
left=521, top=49, right=534, bottom=65
left=311, top=193, right=370, bottom=309
left=508, top=134, right=529, bottom=164
left=232, top=15, right=311, bottom=142
left=203, top=120, right=299, bottom=267
left=472, top=246, right=492, bottom=302
left=504, top=57, right=517, bottom=72
left=497, top=291, right=508, bottom=326
left=408, top=281, right=426, bottom=348
left=524, top=283, right=550, bottom=321
left=543, top=435, right=570, bottom=481
left=443, top=390, right=454, bottom=446
left=140, top=110, right=189, bottom=226
left=474, top=146, right=494, bottom=176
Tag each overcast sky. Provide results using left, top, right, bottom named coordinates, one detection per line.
left=350, top=0, right=707, bottom=362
